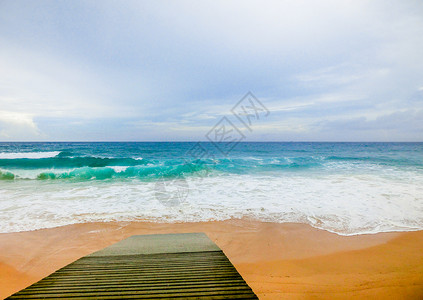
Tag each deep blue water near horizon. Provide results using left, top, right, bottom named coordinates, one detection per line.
left=0, top=142, right=422, bottom=235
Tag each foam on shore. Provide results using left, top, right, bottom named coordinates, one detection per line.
left=1, top=172, right=422, bottom=235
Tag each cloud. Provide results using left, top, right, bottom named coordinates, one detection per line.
left=0, top=0, right=422, bottom=141
left=0, top=110, right=43, bottom=140
left=314, top=109, right=423, bottom=141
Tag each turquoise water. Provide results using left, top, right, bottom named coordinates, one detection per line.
left=0, top=142, right=422, bottom=234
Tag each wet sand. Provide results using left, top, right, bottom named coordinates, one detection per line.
left=0, top=220, right=422, bottom=299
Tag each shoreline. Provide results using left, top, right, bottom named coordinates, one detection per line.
left=1, top=219, right=422, bottom=299
left=3, top=218, right=423, bottom=237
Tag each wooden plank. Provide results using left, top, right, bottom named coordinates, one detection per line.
left=7, top=233, right=258, bottom=299
left=87, top=233, right=221, bottom=256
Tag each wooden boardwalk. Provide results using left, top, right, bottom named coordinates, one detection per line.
left=7, top=233, right=258, bottom=299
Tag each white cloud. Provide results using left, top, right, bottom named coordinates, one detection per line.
left=0, top=41, right=155, bottom=122
left=0, top=110, right=43, bottom=140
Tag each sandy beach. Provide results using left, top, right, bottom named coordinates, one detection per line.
left=1, top=0, right=423, bottom=298
left=0, top=219, right=422, bottom=299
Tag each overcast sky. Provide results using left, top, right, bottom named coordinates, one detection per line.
left=0, top=0, right=422, bottom=141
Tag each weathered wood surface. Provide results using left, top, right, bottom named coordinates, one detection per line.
left=7, top=233, right=258, bottom=299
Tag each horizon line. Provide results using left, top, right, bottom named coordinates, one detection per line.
left=0, top=141, right=422, bottom=143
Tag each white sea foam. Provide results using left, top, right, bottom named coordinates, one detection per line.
left=0, top=172, right=422, bottom=235
left=0, top=151, right=60, bottom=159
left=110, top=166, right=129, bottom=173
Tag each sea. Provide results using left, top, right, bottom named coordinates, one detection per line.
left=0, top=142, right=422, bottom=235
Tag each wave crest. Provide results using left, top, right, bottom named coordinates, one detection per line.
left=0, top=151, right=60, bottom=159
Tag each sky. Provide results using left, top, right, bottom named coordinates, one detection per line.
left=0, top=0, right=422, bottom=142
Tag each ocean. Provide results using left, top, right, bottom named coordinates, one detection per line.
left=0, top=142, right=422, bottom=235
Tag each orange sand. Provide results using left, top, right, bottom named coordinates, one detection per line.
left=0, top=220, right=422, bottom=299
